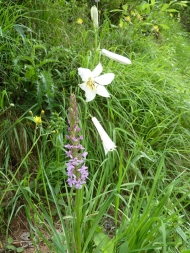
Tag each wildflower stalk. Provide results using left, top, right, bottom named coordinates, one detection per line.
left=65, top=94, right=88, bottom=189
left=65, top=93, right=88, bottom=252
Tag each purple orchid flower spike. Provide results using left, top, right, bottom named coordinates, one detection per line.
left=65, top=94, right=88, bottom=189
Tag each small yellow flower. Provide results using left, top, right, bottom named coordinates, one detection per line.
left=153, top=25, right=159, bottom=33
left=130, top=11, right=136, bottom=16
left=34, top=116, right=42, bottom=125
left=76, top=18, right=83, bottom=25
left=170, top=13, right=173, bottom=18
left=41, top=110, right=45, bottom=115
left=125, top=16, right=131, bottom=23
left=137, top=14, right=142, bottom=21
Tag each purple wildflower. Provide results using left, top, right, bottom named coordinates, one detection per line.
left=65, top=94, right=88, bottom=189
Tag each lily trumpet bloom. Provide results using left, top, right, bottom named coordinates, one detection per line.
left=78, top=63, right=115, bottom=102
left=101, top=49, right=131, bottom=65
left=92, top=117, right=116, bottom=155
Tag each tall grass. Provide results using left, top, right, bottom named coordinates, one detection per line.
left=0, top=0, right=190, bottom=252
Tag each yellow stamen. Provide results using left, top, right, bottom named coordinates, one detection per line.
left=86, top=77, right=95, bottom=90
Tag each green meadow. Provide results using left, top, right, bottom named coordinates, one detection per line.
left=0, top=0, right=190, bottom=252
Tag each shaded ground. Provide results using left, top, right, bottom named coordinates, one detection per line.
left=0, top=211, right=52, bottom=253
left=0, top=209, right=115, bottom=253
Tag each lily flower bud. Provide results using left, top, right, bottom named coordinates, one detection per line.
left=101, top=48, right=131, bottom=65
left=91, top=5, right=99, bottom=29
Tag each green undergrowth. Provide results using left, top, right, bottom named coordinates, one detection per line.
left=0, top=0, right=190, bottom=252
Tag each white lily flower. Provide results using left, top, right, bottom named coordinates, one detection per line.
left=101, top=49, right=131, bottom=65
left=92, top=117, right=116, bottom=155
left=78, top=63, right=115, bottom=102
left=91, top=5, right=99, bottom=29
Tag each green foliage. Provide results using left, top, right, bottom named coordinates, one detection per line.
left=5, top=237, right=24, bottom=252
left=0, top=1, right=79, bottom=111
left=111, top=0, right=188, bottom=40
left=0, top=0, right=190, bottom=252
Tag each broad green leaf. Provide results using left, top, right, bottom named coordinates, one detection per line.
left=159, top=24, right=170, bottom=30
left=174, top=1, right=188, bottom=7
left=118, top=241, right=128, bottom=253
left=122, top=4, right=128, bottom=11
left=94, top=231, right=114, bottom=253
left=165, top=9, right=179, bottom=12
left=160, top=3, right=170, bottom=12
left=140, top=2, right=150, bottom=13
left=17, top=247, right=24, bottom=252
left=7, top=237, right=13, bottom=244
left=6, top=245, right=15, bottom=250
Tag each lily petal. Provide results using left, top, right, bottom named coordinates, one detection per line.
left=79, top=83, right=87, bottom=91
left=91, top=63, right=102, bottom=77
left=94, top=73, right=115, bottom=85
left=96, top=85, right=110, bottom=97
left=78, top=68, right=92, bottom=82
left=85, top=86, right=96, bottom=102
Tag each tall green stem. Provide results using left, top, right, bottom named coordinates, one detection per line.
left=93, top=27, right=100, bottom=67
left=115, top=150, right=123, bottom=226
left=75, top=187, right=83, bottom=253
left=94, top=28, right=98, bottom=52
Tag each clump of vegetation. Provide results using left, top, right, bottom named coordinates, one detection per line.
left=0, top=0, right=190, bottom=252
